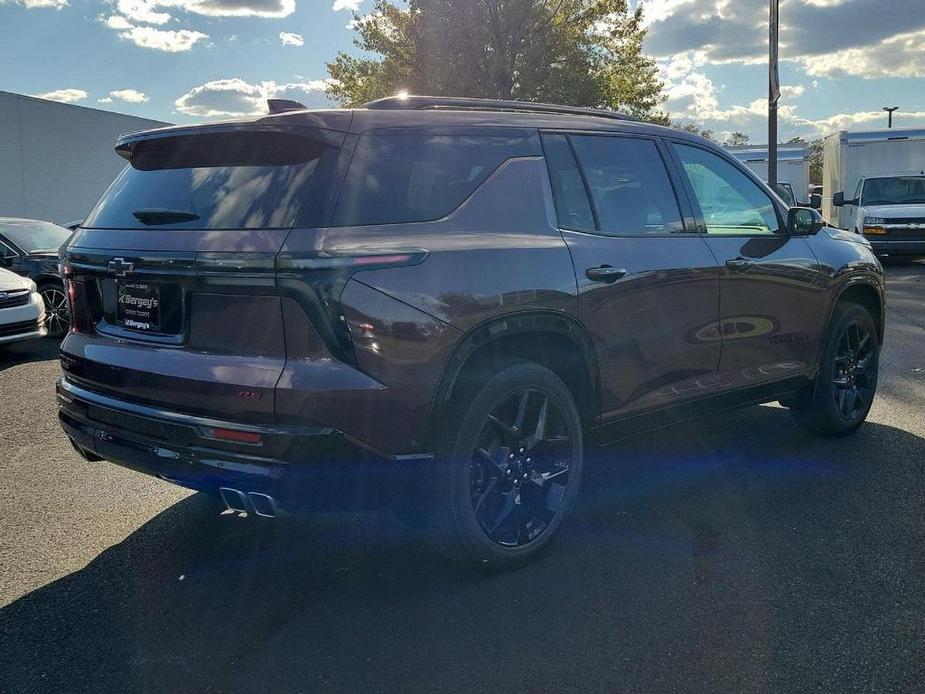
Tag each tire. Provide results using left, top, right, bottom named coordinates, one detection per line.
left=791, top=302, right=879, bottom=436
left=431, top=362, right=583, bottom=570
left=39, top=283, right=70, bottom=338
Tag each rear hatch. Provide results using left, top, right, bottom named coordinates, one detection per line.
left=61, top=120, right=347, bottom=423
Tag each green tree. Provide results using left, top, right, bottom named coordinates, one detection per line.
left=783, top=136, right=822, bottom=185
left=808, top=137, right=824, bottom=185
left=674, top=123, right=717, bottom=142
left=724, top=131, right=750, bottom=148
left=326, top=0, right=667, bottom=121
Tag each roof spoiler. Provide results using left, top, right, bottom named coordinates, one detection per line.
left=267, top=99, right=307, bottom=114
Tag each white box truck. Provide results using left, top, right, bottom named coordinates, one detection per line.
left=730, top=144, right=809, bottom=207
left=824, top=127, right=925, bottom=255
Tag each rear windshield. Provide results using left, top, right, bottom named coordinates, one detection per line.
left=333, top=131, right=535, bottom=226
left=84, top=130, right=341, bottom=230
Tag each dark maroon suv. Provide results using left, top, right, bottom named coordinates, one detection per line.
left=58, top=96, right=885, bottom=569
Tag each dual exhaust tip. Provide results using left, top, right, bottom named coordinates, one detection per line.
left=219, top=487, right=284, bottom=518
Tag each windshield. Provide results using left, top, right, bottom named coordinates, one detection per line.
left=0, top=219, right=70, bottom=253
left=861, top=176, right=925, bottom=205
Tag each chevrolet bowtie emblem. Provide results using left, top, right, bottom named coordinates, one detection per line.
left=108, top=258, right=134, bottom=277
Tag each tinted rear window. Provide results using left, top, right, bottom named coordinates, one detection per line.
left=84, top=130, right=341, bottom=230
left=333, top=131, right=535, bottom=226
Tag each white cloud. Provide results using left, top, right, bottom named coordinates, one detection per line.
left=799, top=29, right=925, bottom=79
left=31, top=88, right=88, bottom=103
left=1, top=0, right=68, bottom=8
left=645, top=0, right=925, bottom=79
left=174, top=78, right=334, bottom=117
left=115, top=0, right=170, bottom=24
left=100, top=89, right=150, bottom=103
left=793, top=110, right=925, bottom=135
left=332, top=0, right=361, bottom=11
left=101, top=0, right=296, bottom=52
left=279, top=31, right=303, bottom=46
left=103, top=14, right=133, bottom=28
left=109, top=0, right=295, bottom=22
left=117, top=25, right=209, bottom=51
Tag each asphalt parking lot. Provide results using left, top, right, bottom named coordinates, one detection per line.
left=1, top=260, right=924, bottom=694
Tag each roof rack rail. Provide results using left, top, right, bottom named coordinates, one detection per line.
left=362, top=95, right=636, bottom=122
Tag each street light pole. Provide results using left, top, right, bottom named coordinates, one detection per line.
left=769, top=0, right=780, bottom=191
left=883, top=106, right=898, bottom=128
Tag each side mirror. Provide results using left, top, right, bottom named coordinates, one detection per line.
left=833, top=191, right=859, bottom=207
left=810, top=193, right=822, bottom=210
left=788, top=207, right=825, bottom=236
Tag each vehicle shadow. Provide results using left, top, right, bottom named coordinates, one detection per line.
left=2, top=405, right=924, bottom=694
left=0, top=337, right=59, bottom=369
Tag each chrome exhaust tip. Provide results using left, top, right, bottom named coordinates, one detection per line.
left=248, top=492, right=283, bottom=518
left=219, top=487, right=249, bottom=514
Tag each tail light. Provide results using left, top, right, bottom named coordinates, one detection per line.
left=66, top=279, right=93, bottom=334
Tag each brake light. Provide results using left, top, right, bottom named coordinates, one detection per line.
left=66, top=280, right=87, bottom=333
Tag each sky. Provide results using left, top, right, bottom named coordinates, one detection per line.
left=1, top=0, right=924, bottom=143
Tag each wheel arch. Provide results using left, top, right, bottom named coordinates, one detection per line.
left=35, top=274, right=64, bottom=289
left=834, top=277, right=884, bottom=344
left=425, top=311, right=600, bottom=449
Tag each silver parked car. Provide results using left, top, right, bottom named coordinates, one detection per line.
left=0, top=267, right=47, bottom=346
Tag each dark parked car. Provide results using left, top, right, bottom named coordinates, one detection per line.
left=0, top=217, right=72, bottom=337
left=57, top=97, right=884, bottom=569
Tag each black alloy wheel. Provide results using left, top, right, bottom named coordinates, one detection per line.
left=432, top=361, right=583, bottom=570
left=831, top=319, right=876, bottom=421
left=470, top=388, right=574, bottom=547
left=791, top=302, right=879, bottom=435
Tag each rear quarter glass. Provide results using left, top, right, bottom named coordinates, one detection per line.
left=83, top=129, right=344, bottom=231
left=332, top=129, right=538, bottom=227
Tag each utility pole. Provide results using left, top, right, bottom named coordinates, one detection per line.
left=883, top=106, right=898, bottom=128
left=768, top=0, right=780, bottom=191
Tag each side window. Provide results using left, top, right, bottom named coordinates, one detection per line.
left=541, top=134, right=595, bottom=232
left=673, top=143, right=781, bottom=236
left=0, top=241, right=17, bottom=259
left=568, top=135, right=685, bottom=236
left=333, top=132, right=534, bottom=227
left=855, top=178, right=864, bottom=203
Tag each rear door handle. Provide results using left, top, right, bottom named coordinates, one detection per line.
left=725, top=258, right=754, bottom=272
left=585, top=265, right=627, bottom=283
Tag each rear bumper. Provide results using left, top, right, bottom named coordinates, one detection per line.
left=56, top=378, right=433, bottom=512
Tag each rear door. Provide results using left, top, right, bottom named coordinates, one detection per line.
left=666, top=140, right=827, bottom=392
left=542, top=132, right=721, bottom=421
left=62, top=126, right=346, bottom=423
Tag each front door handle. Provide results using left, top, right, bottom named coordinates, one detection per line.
left=725, top=258, right=754, bottom=272
left=585, top=265, right=627, bottom=283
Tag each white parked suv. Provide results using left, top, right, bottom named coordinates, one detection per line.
left=0, top=267, right=47, bottom=346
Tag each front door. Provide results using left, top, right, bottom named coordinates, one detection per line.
left=667, top=141, right=827, bottom=393
left=542, top=132, right=721, bottom=421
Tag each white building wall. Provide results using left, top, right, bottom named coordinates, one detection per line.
left=0, top=91, right=169, bottom=224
